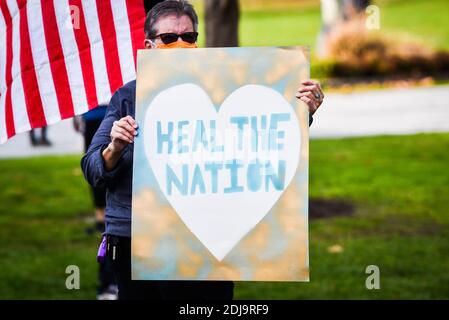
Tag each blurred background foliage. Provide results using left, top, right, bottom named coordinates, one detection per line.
left=194, top=0, right=449, bottom=83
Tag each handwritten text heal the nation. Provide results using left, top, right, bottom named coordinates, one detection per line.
left=154, top=113, right=292, bottom=196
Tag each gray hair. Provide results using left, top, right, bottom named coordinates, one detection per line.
left=144, top=0, right=199, bottom=39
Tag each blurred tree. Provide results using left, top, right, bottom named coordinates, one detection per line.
left=205, top=0, right=240, bottom=47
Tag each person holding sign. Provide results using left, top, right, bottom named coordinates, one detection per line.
left=81, top=0, right=324, bottom=300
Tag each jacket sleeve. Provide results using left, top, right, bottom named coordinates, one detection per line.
left=80, top=92, right=128, bottom=188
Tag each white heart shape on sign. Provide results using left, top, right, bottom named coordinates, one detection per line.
left=143, top=84, right=301, bottom=261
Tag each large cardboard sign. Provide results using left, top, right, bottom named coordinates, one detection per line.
left=132, top=47, right=309, bottom=281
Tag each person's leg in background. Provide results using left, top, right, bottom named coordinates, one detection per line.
left=91, top=185, right=106, bottom=232
left=40, top=126, right=51, bottom=146
left=29, top=127, right=51, bottom=146
left=29, top=129, right=37, bottom=146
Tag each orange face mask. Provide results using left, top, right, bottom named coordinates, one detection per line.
left=156, top=41, right=198, bottom=49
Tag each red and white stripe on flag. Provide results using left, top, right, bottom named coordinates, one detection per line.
left=0, top=0, right=146, bottom=144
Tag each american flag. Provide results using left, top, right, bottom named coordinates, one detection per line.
left=0, top=0, right=146, bottom=144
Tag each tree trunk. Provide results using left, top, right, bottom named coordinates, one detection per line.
left=205, top=0, right=240, bottom=47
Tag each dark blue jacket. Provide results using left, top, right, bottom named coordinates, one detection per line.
left=81, top=80, right=313, bottom=237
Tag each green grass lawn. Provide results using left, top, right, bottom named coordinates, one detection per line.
left=377, top=0, right=449, bottom=51
left=0, top=133, right=448, bottom=299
